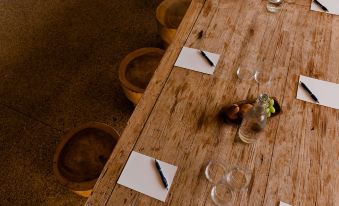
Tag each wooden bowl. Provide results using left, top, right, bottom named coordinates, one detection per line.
left=119, top=48, right=164, bottom=105
left=221, top=97, right=282, bottom=124
left=156, top=0, right=191, bottom=48
left=53, top=122, right=119, bottom=197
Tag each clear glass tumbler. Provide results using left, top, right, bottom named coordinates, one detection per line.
left=225, top=166, right=252, bottom=191
left=254, top=69, right=272, bottom=85
left=211, top=182, right=234, bottom=206
left=205, top=161, right=227, bottom=184
left=266, top=0, right=284, bottom=13
left=236, top=66, right=255, bottom=81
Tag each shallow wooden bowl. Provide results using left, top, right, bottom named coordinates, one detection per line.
left=221, top=97, right=282, bottom=124
left=53, top=122, right=119, bottom=197
left=119, top=48, right=164, bottom=105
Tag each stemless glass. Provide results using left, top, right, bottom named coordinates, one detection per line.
left=236, top=66, right=256, bottom=81
left=254, top=69, right=272, bottom=85
left=205, top=161, right=227, bottom=184
left=211, top=182, right=234, bottom=206
left=225, top=166, right=252, bottom=191
left=266, top=0, right=284, bottom=13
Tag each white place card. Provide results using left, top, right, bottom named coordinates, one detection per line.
left=174, top=47, right=220, bottom=75
left=296, top=75, right=339, bottom=110
left=311, top=0, right=339, bottom=16
left=117, top=151, right=177, bottom=202
left=279, top=201, right=292, bottom=206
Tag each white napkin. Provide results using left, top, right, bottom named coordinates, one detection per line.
left=296, top=75, right=339, bottom=110
left=311, top=0, right=339, bottom=15
left=117, top=151, right=177, bottom=202
left=175, top=47, right=220, bottom=75
left=279, top=201, right=292, bottom=206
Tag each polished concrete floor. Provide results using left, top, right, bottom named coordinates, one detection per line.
left=0, top=0, right=161, bottom=205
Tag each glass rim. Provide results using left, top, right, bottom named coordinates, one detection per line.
left=223, top=166, right=252, bottom=191
left=254, top=70, right=272, bottom=84
left=205, top=160, right=228, bottom=184
left=236, top=66, right=256, bottom=81
left=211, top=182, right=235, bottom=206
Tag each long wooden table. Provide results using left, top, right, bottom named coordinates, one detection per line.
left=86, top=0, right=339, bottom=205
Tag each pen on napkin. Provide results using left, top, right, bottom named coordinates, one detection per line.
left=300, top=81, right=319, bottom=103
left=155, top=159, right=169, bottom=190
left=200, top=50, right=215, bottom=67
left=313, top=0, right=328, bottom=12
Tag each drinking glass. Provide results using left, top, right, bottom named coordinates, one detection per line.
left=236, top=66, right=255, bottom=81
left=205, top=161, right=227, bottom=184
left=211, top=182, right=234, bottom=206
left=266, top=0, right=284, bottom=13
left=254, top=69, right=272, bottom=85
left=225, top=166, right=252, bottom=191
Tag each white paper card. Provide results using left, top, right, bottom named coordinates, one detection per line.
left=174, top=47, right=220, bottom=75
left=297, top=75, right=339, bottom=110
left=311, top=0, right=339, bottom=16
left=279, top=201, right=292, bottom=206
left=117, top=151, right=177, bottom=202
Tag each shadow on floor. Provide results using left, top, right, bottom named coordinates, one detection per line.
left=0, top=0, right=162, bottom=205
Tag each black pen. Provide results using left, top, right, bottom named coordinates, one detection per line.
left=313, top=0, right=328, bottom=12
left=300, top=81, right=319, bottom=103
left=155, top=159, right=168, bottom=190
left=200, top=50, right=215, bottom=67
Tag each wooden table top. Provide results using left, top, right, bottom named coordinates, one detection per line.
left=86, top=0, right=339, bottom=205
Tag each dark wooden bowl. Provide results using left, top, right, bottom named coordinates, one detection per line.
left=53, top=122, right=119, bottom=197
left=221, top=97, right=282, bottom=124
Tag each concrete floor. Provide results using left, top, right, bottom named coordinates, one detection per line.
left=0, top=0, right=161, bottom=205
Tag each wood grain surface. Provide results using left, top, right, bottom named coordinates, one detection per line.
left=86, top=0, right=339, bottom=205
